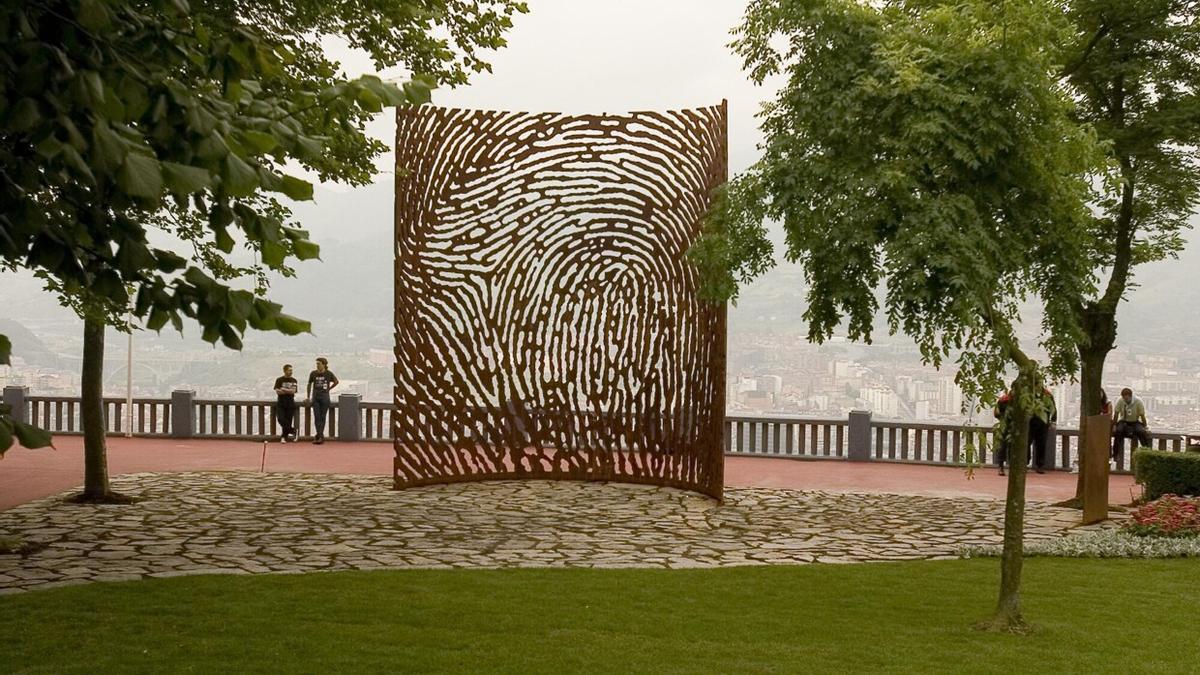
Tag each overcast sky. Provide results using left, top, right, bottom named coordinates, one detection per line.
left=327, top=0, right=772, bottom=189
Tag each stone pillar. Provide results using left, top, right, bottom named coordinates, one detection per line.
left=2, top=386, right=29, bottom=424
left=338, top=393, right=361, bottom=442
left=170, top=390, right=195, bottom=438
left=847, top=409, right=873, bottom=461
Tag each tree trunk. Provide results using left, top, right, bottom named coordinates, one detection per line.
left=1072, top=305, right=1116, bottom=502
left=988, top=379, right=1032, bottom=632
left=80, top=315, right=111, bottom=499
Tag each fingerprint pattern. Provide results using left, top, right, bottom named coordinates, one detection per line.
left=393, top=103, right=728, bottom=499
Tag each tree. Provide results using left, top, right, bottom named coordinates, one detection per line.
left=693, top=0, right=1107, bottom=631
left=0, top=0, right=526, bottom=499
left=1063, top=0, right=1200, bottom=499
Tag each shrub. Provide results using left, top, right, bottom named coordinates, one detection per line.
left=1133, top=449, right=1200, bottom=501
left=1123, top=495, right=1200, bottom=538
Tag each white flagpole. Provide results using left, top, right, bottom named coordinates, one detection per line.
left=125, top=295, right=133, bottom=437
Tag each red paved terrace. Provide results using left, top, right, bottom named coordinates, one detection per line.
left=0, top=436, right=1137, bottom=511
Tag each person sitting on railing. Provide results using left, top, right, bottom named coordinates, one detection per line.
left=1112, top=387, right=1152, bottom=465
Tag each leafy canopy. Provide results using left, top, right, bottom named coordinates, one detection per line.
left=693, top=0, right=1110, bottom=404
left=1064, top=0, right=1200, bottom=307
left=0, top=0, right=526, bottom=349
left=0, top=0, right=525, bottom=451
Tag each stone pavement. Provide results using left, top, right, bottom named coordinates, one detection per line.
left=0, top=436, right=1141, bottom=510
left=0, top=472, right=1104, bottom=593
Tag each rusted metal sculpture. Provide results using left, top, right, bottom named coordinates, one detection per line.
left=393, top=102, right=728, bottom=499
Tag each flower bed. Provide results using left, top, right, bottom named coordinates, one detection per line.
left=960, top=530, right=1200, bottom=559
left=1123, top=494, right=1200, bottom=538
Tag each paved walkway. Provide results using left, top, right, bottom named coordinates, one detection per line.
left=0, top=472, right=1105, bottom=593
left=0, top=436, right=1139, bottom=510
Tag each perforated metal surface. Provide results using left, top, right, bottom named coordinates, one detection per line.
left=393, top=103, right=727, bottom=499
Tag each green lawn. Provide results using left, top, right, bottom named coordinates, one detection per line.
left=2, top=558, right=1198, bottom=673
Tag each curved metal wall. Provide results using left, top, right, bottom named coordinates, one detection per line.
left=393, top=103, right=728, bottom=499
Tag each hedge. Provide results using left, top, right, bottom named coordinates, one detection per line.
left=1133, top=449, right=1200, bottom=501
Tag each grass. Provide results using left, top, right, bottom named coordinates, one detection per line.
left=2, top=558, right=1198, bottom=673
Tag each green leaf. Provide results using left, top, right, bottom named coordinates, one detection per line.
left=154, top=250, right=187, bottom=272
left=403, top=80, right=433, bottom=106
left=260, top=239, right=285, bottom=267
left=35, top=135, right=65, bottom=159
left=91, top=122, right=127, bottom=171
left=217, top=325, right=242, bottom=350
left=8, top=98, right=40, bottom=132
left=115, top=241, right=155, bottom=274
left=227, top=291, right=254, bottom=322
left=293, top=135, right=324, bottom=160
left=147, top=309, right=170, bottom=331
left=77, top=0, right=113, bottom=31
left=355, top=87, right=383, bottom=112
left=60, top=146, right=97, bottom=184
left=79, top=70, right=105, bottom=105
left=0, top=334, right=11, bottom=366
left=241, top=130, right=278, bottom=154
left=162, top=162, right=213, bottom=195
left=13, top=421, right=53, bottom=449
left=222, top=154, right=259, bottom=196
left=274, top=313, right=311, bottom=335
left=214, top=227, right=235, bottom=253
left=0, top=420, right=12, bottom=454
left=210, top=203, right=235, bottom=229
left=279, top=175, right=313, bottom=201
left=117, top=153, right=164, bottom=199
left=293, top=238, right=320, bottom=261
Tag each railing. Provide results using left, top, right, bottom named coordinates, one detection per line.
left=193, top=399, right=338, bottom=439
left=27, top=396, right=172, bottom=436
left=726, top=415, right=850, bottom=458
left=724, top=415, right=1199, bottom=474
left=5, top=387, right=1198, bottom=473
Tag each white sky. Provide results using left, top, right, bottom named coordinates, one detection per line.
left=327, top=0, right=773, bottom=187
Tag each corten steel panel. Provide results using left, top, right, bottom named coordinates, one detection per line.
left=393, top=103, right=728, bottom=500
left=1082, top=414, right=1111, bottom=524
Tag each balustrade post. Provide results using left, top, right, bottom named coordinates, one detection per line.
left=2, top=386, right=29, bottom=425
left=170, top=390, right=195, bottom=438
left=338, top=393, right=361, bottom=442
left=847, top=409, right=872, bottom=461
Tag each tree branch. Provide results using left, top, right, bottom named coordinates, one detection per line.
left=1060, top=19, right=1110, bottom=80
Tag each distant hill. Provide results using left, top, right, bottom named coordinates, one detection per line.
left=0, top=180, right=1195, bottom=353
left=0, top=318, right=57, bottom=367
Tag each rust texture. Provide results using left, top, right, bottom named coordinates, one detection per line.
left=393, top=103, right=728, bottom=499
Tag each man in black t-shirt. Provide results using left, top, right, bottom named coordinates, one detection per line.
left=306, top=357, right=339, bottom=445
left=273, top=364, right=299, bottom=442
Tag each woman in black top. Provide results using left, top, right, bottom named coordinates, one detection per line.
left=306, top=357, right=339, bottom=444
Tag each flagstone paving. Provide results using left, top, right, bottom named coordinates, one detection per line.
left=0, top=472, right=1109, bottom=593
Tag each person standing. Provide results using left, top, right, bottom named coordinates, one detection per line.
left=306, top=357, right=339, bottom=445
left=994, top=386, right=1055, bottom=475
left=1112, top=387, right=1152, bottom=464
left=273, top=364, right=299, bottom=442
left=994, top=390, right=1013, bottom=476
left=1028, top=387, right=1057, bottom=474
